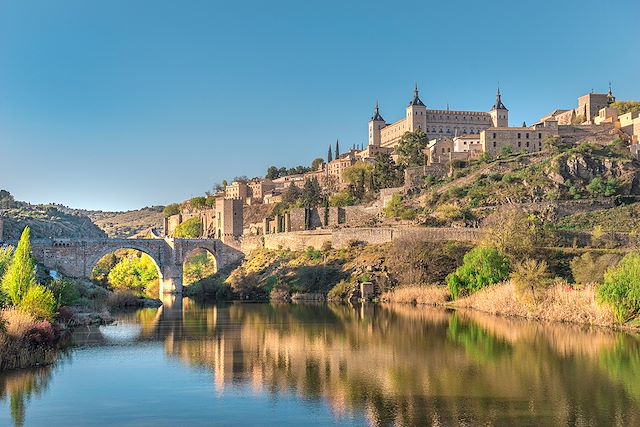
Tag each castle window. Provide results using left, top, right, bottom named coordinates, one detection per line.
left=526, top=133, right=529, bottom=139
left=517, top=133, right=521, bottom=139
left=526, top=141, right=530, bottom=148
left=538, top=133, right=542, bottom=139
left=493, top=133, right=496, bottom=138
left=493, top=141, right=496, bottom=148
left=518, top=141, right=521, bottom=147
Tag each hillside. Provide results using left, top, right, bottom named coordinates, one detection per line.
left=405, top=137, right=640, bottom=226
left=83, top=207, right=164, bottom=238
left=0, top=204, right=106, bottom=240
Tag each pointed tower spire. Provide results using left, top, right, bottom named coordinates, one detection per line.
left=607, top=81, right=616, bottom=104
left=522, top=121, right=527, bottom=127
left=408, top=83, right=425, bottom=107
left=371, top=100, right=384, bottom=121
left=492, top=86, right=508, bottom=111
left=328, top=145, right=333, bottom=163
left=335, top=139, right=340, bottom=159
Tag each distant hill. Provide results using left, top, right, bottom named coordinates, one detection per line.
left=0, top=191, right=164, bottom=239
left=83, top=207, right=165, bottom=238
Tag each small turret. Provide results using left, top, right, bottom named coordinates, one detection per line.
left=327, top=145, right=333, bottom=163
left=368, top=101, right=386, bottom=147
left=490, top=87, right=509, bottom=127
left=406, top=84, right=427, bottom=132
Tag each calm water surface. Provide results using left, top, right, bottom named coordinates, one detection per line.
left=1, top=300, right=640, bottom=426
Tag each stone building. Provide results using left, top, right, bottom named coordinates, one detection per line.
left=367, top=85, right=506, bottom=150
left=479, top=121, right=559, bottom=157
left=225, top=181, right=249, bottom=201
left=540, top=87, right=616, bottom=125
left=247, top=179, right=276, bottom=203
left=163, top=196, right=243, bottom=244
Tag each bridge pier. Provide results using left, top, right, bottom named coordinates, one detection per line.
left=160, top=265, right=183, bottom=295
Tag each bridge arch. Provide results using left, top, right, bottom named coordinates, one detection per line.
left=181, top=246, right=218, bottom=287
left=86, top=243, right=169, bottom=298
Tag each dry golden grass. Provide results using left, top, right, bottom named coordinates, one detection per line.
left=2, top=309, right=37, bottom=338
left=453, top=281, right=616, bottom=327
left=380, top=285, right=450, bottom=306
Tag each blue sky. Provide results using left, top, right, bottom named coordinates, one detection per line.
left=0, top=0, right=638, bottom=211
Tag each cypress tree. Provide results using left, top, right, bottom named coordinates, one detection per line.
left=1, top=227, right=36, bottom=306
left=335, top=139, right=340, bottom=158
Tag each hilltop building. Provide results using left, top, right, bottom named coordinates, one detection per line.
left=367, top=85, right=506, bottom=150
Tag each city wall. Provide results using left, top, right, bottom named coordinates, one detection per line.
left=241, top=226, right=484, bottom=252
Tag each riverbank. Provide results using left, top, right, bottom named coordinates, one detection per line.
left=183, top=236, right=640, bottom=332
left=381, top=282, right=622, bottom=329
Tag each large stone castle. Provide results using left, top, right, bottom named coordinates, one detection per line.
left=367, top=85, right=508, bottom=150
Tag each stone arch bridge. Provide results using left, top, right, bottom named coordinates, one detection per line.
left=26, top=238, right=244, bottom=296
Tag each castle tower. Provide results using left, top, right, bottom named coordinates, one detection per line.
left=490, top=87, right=508, bottom=127
left=406, top=84, right=427, bottom=132
left=368, top=101, right=385, bottom=147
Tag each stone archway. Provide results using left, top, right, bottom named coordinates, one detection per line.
left=181, top=247, right=218, bottom=287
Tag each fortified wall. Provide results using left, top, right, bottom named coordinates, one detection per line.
left=241, top=226, right=485, bottom=252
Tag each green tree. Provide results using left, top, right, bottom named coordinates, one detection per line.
left=0, top=246, right=13, bottom=280
left=446, top=247, right=510, bottom=300
left=266, top=166, right=280, bottom=180
left=311, top=158, right=325, bottom=171
left=107, top=255, right=159, bottom=297
left=301, top=178, right=322, bottom=208
left=163, top=203, right=181, bottom=217
left=610, top=101, right=640, bottom=115
left=1, top=227, right=37, bottom=306
left=373, top=152, right=403, bottom=189
left=19, top=285, right=57, bottom=321
left=343, top=162, right=374, bottom=199
left=190, top=196, right=207, bottom=210
left=174, top=217, right=202, bottom=238
left=395, top=130, right=428, bottom=169
left=329, top=191, right=358, bottom=207
left=282, top=185, right=302, bottom=207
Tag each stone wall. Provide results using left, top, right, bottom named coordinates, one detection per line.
left=0, top=217, right=3, bottom=242
left=256, top=226, right=483, bottom=251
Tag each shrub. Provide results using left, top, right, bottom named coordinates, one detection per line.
left=432, top=203, right=469, bottom=223
left=49, top=279, right=81, bottom=306
left=570, top=252, right=624, bottom=285
left=597, top=253, right=640, bottom=323
left=586, top=177, right=619, bottom=197
left=190, top=196, right=207, bottom=210
left=384, top=194, right=417, bottom=220
left=1, top=227, right=37, bottom=307
left=320, top=240, right=332, bottom=251
left=185, top=276, right=233, bottom=300
left=329, top=191, right=358, bottom=207
left=327, top=281, right=352, bottom=301
left=481, top=208, right=546, bottom=263
left=591, top=225, right=605, bottom=246
left=304, top=246, right=322, bottom=261
left=19, top=285, right=57, bottom=321
left=446, top=247, right=510, bottom=300
left=386, top=240, right=468, bottom=286
left=173, top=217, right=202, bottom=238
left=162, top=203, right=181, bottom=217
left=511, top=259, right=553, bottom=306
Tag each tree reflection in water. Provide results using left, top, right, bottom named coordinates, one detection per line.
left=1, top=300, right=640, bottom=426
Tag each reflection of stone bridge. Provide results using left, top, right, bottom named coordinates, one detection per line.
left=26, top=238, right=244, bottom=295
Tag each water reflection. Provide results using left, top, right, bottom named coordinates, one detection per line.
left=2, top=300, right=640, bottom=426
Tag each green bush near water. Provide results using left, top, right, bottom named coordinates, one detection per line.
left=597, top=253, right=640, bottom=324
left=446, top=247, right=510, bottom=300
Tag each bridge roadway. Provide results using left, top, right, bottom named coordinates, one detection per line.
left=20, top=237, right=244, bottom=296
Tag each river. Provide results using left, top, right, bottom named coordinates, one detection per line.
left=1, top=299, right=639, bottom=426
